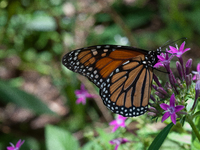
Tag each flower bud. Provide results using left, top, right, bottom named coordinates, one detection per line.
left=150, top=95, right=156, bottom=102
left=148, top=107, right=158, bottom=113
left=147, top=112, right=157, bottom=117
left=191, top=80, right=200, bottom=110
left=165, top=82, right=172, bottom=89
left=152, top=84, right=158, bottom=90
left=186, top=73, right=192, bottom=87
left=153, top=74, right=162, bottom=87
left=176, top=78, right=184, bottom=89
left=155, top=91, right=165, bottom=99
left=176, top=61, right=183, bottom=80
left=185, top=58, right=192, bottom=75
left=157, top=87, right=168, bottom=95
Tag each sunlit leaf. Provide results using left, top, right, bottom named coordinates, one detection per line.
left=148, top=122, right=174, bottom=150
left=45, top=125, right=79, bottom=150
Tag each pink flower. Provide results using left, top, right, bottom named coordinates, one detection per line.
left=160, top=93, right=185, bottom=124
left=168, top=41, right=190, bottom=58
left=109, top=115, right=126, bottom=132
left=193, top=63, right=200, bottom=80
left=154, top=53, right=174, bottom=69
left=75, top=84, right=97, bottom=104
left=7, top=139, right=25, bottom=150
left=192, top=63, right=200, bottom=107
left=109, top=138, right=129, bottom=150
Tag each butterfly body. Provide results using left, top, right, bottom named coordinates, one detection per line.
left=62, top=45, right=161, bottom=117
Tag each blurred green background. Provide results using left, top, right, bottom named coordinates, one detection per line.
left=0, top=0, right=200, bottom=149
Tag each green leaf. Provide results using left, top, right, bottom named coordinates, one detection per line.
left=82, top=141, right=103, bottom=150
left=96, top=128, right=115, bottom=148
left=192, top=104, right=200, bottom=150
left=168, top=132, right=191, bottom=144
left=0, top=80, right=55, bottom=115
left=148, top=122, right=174, bottom=150
left=45, top=125, right=79, bottom=150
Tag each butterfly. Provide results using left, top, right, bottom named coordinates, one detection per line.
left=62, top=45, right=161, bottom=117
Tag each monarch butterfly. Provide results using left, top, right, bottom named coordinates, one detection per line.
left=62, top=45, right=161, bottom=117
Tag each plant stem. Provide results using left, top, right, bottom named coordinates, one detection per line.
left=186, top=115, right=200, bottom=142
left=193, top=111, right=200, bottom=119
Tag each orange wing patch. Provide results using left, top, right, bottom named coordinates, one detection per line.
left=110, top=85, right=123, bottom=102
left=124, top=65, right=143, bottom=90
left=109, top=50, right=144, bottom=59
left=100, top=60, right=124, bottom=78
left=125, top=87, right=133, bottom=108
left=142, top=70, right=153, bottom=106
left=110, top=76, right=126, bottom=94
left=133, top=69, right=146, bottom=107
left=116, top=93, right=125, bottom=106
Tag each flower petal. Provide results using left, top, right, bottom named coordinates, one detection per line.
left=193, top=74, right=197, bottom=80
left=154, top=62, right=164, bottom=68
left=7, top=147, right=14, bottom=150
left=197, top=63, right=200, bottom=72
left=161, top=112, right=170, bottom=122
left=175, top=105, right=185, bottom=112
left=179, top=41, right=185, bottom=52
left=109, top=120, right=117, bottom=126
left=169, top=46, right=178, bottom=53
left=182, top=48, right=190, bottom=53
left=76, top=97, right=86, bottom=104
left=112, top=125, right=119, bottom=132
left=114, top=145, right=119, bottom=150
left=16, top=140, right=24, bottom=148
left=80, top=84, right=85, bottom=90
left=171, top=113, right=176, bottom=124
left=160, top=103, right=169, bottom=110
left=170, top=93, right=175, bottom=107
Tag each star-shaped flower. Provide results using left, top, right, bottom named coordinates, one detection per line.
left=168, top=41, right=190, bottom=58
left=154, top=52, right=174, bottom=69
left=192, top=63, right=200, bottom=106
left=7, top=139, right=25, bottom=150
left=109, top=138, right=129, bottom=150
left=109, top=115, right=126, bottom=132
left=160, top=93, right=185, bottom=124
left=75, top=84, right=97, bottom=105
left=193, top=63, right=200, bottom=80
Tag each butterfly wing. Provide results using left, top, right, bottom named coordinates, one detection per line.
left=99, top=58, right=153, bottom=117
left=62, top=45, right=154, bottom=117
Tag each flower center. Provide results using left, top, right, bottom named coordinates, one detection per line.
left=117, top=119, right=123, bottom=125
left=167, top=107, right=175, bottom=114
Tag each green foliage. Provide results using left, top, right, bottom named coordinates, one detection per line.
left=192, top=102, right=200, bottom=150
left=148, top=123, right=174, bottom=150
left=45, top=125, right=79, bottom=150
left=0, top=80, right=55, bottom=115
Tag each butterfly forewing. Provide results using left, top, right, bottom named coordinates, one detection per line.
left=62, top=45, right=147, bottom=87
left=62, top=46, right=111, bottom=87
left=62, top=45, right=159, bottom=117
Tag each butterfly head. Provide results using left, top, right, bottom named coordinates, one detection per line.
left=144, top=48, right=162, bottom=68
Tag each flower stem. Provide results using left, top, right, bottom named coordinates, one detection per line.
left=186, top=115, right=200, bottom=142
left=193, top=111, right=200, bottom=119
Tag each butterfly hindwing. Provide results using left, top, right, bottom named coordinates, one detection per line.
left=99, top=55, right=153, bottom=117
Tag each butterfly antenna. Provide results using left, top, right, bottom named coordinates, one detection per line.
left=161, top=37, right=187, bottom=49
left=157, top=37, right=187, bottom=53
